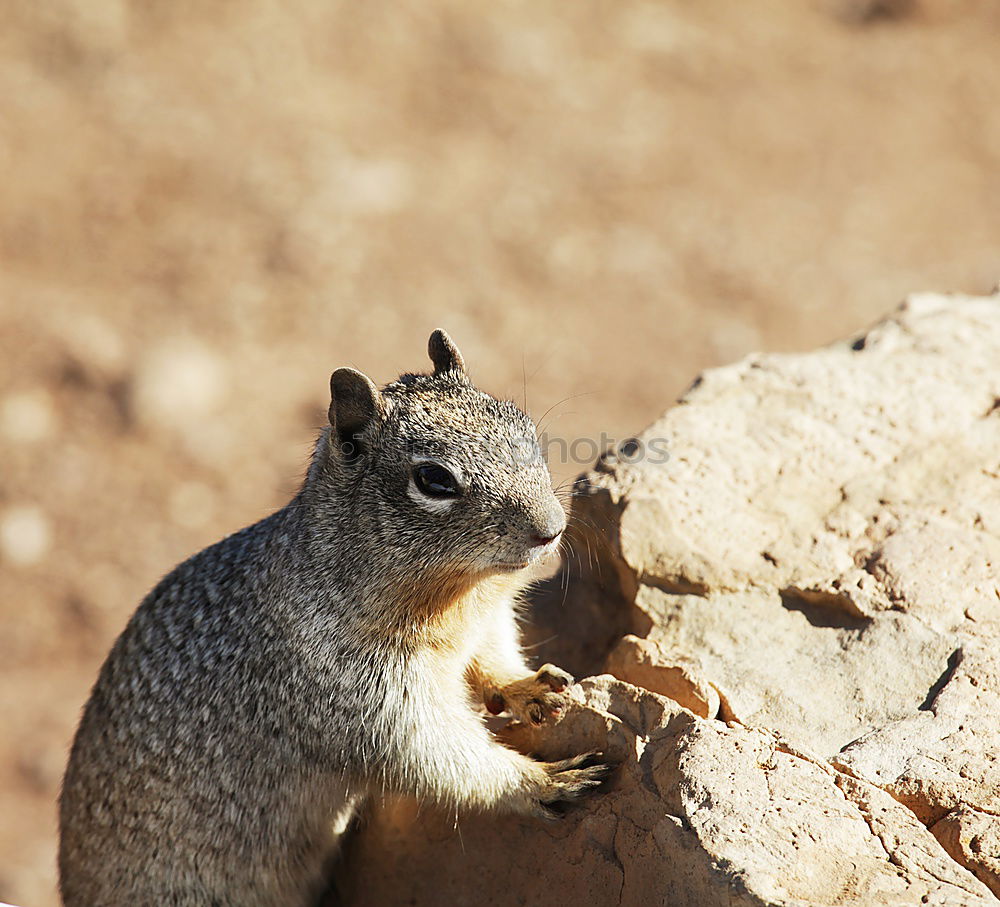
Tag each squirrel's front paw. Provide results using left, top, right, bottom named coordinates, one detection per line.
left=485, top=664, right=575, bottom=726
left=530, top=752, right=615, bottom=819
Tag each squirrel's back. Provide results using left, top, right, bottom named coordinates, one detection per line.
left=58, top=503, right=363, bottom=906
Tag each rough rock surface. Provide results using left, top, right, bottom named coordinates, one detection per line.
left=338, top=294, right=1000, bottom=905
left=834, top=645, right=1000, bottom=827
left=340, top=679, right=994, bottom=906
left=932, top=807, right=1000, bottom=900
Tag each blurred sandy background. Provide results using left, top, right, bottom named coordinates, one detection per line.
left=1, top=1, right=999, bottom=903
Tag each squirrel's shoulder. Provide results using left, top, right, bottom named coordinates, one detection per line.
left=163, top=502, right=300, bottom=581
left=121, top=503, right=308, bottom=647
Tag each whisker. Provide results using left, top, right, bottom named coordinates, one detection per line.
left=523, top=633, right=559, bottom=651
left=533, top=390, right=596, bottom=437
left=521, top=354, right=528, bottom=414
left=536, top=409, right=582, bottom=440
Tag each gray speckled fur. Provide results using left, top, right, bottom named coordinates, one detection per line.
left=59, top=333, right=602, bottom=906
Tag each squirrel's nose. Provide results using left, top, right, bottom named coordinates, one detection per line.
left=530, top=530, right=563, bottom=547
left=529, top=506, right=567, bottom=547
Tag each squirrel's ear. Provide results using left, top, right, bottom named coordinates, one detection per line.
left=329, top=368, right=383, bottom=449
left=428, top=329, right=466, bottom=376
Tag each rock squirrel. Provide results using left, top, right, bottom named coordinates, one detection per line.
left=59, top=330, right=612, bottom=906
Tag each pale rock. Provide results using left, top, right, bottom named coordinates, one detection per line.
left=556, top=293, right=1000, bottom=899
left=583, top=293, right=1000, bottom=599
left=338, top=678, right=996, bottom=906
left=834, top=646, right=1000, bottom=825
left=565, top=296, right=1000, bottom=746
left=864, top=516, right=1000, bottom=633
left=629, top=585, right=954, bottom=756
left=932, top=806, right=1000, bottom=899
left=604, top=634, right=720, bottom=718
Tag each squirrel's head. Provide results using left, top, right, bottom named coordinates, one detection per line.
left=321, top=330, right=566, bottom=579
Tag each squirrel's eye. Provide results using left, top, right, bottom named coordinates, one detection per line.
left=412, top=463, right=460, bottom=499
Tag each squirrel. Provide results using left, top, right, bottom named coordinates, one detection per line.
left=58, top=330, right=612, bottom=907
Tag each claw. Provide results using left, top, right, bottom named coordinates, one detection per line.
left=531, top=751, right=617, bottom=818
left=536, top=664, right=574, bottom=693
left=539, top=800, right=569, bottom=820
